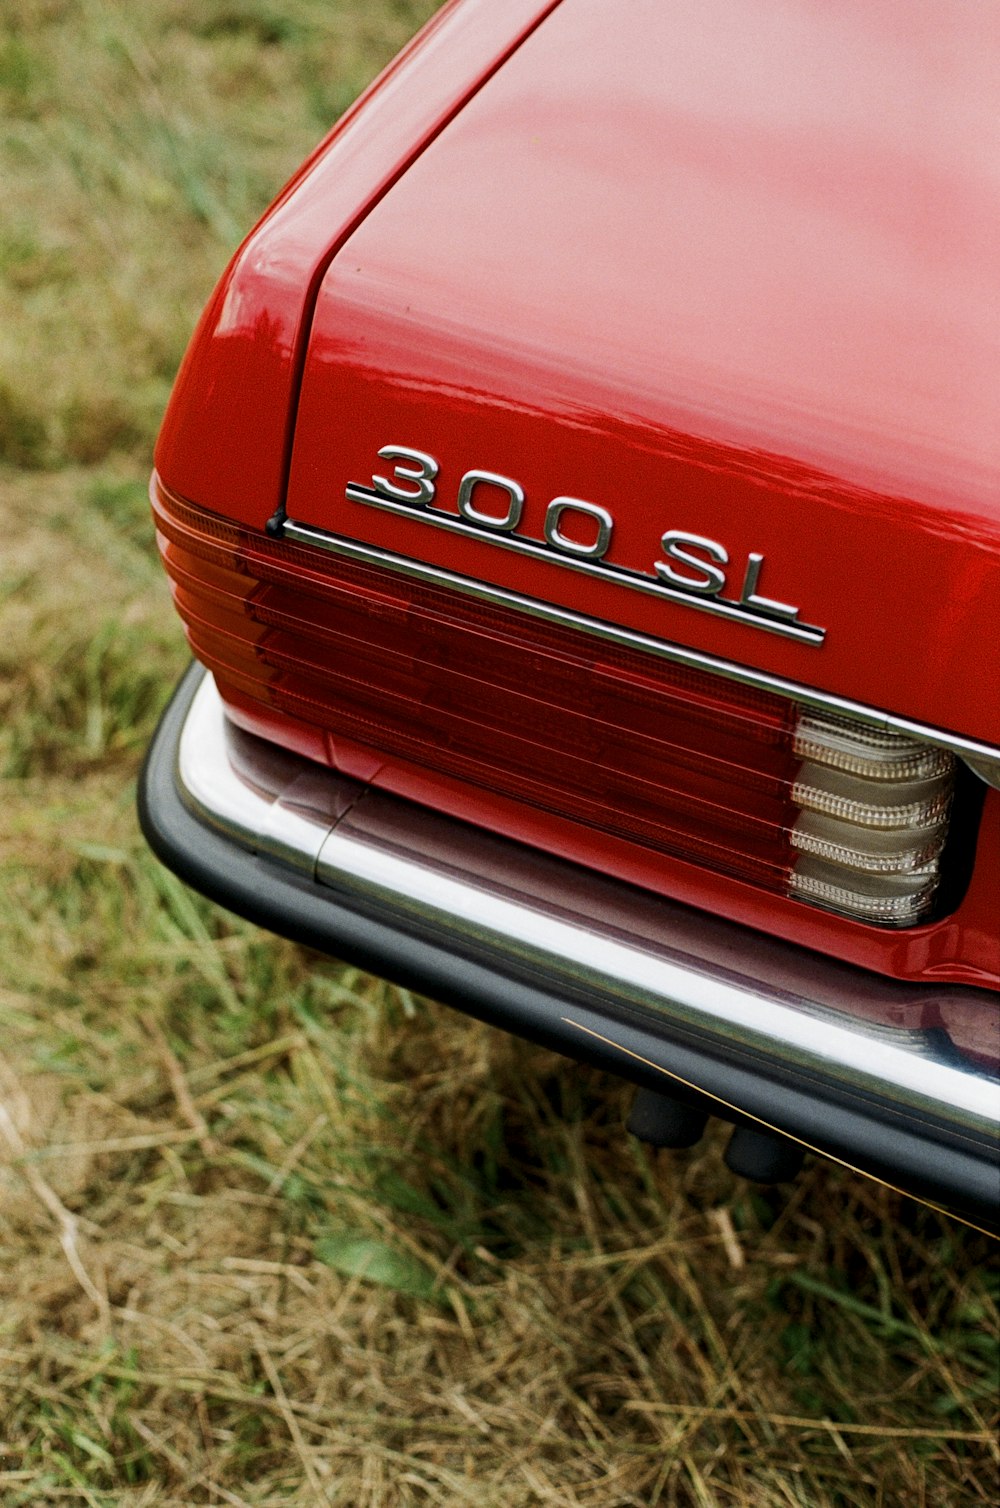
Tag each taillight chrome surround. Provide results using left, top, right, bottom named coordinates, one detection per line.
left=153, top=478, right=994, bottom=930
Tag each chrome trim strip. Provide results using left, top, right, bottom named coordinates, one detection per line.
left=282, top=518, right=1000, bottom=786
left=342, top=485, right=826, bottom=644
left=177, top=674, right=1000, bottom=1145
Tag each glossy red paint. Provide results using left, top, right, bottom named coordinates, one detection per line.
left=154, top=0, right=1000, bottom=989
left=286, top=0, right=1000, bottom=746
left=154, top=0, right=561, bottom=524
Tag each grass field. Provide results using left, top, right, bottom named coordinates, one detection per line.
left=1, top=2, right=998, bottom=1503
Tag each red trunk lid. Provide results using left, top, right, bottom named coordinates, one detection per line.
left=285, top=0, right=1000, bottom=744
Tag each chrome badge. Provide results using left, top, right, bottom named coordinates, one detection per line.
left=343, top=445, right=826, bottom=646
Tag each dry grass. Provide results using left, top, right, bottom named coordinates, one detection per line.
left=1, top=2, right=997, bottom=1503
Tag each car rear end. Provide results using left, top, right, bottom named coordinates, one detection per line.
left=140, top=0, right=1000, bottom=1230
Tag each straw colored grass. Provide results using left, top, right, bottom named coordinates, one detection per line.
left=1, top=2, right=997, bottom=1503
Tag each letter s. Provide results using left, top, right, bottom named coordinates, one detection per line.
left=655, top=531, right=728, bottom=597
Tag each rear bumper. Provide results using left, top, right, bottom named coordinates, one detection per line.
left=139, top=663, right=1000, bottom=1230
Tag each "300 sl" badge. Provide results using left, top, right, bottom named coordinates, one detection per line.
left=346, top=445, right=826, bottom=646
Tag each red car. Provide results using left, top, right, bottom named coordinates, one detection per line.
left=140, top=0, right=999, bottom=1231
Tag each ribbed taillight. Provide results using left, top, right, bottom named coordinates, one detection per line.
left=153, top=480, right=956, bottom=927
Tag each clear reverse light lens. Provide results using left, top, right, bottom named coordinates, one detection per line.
left=793, top=711, right=954, bottom=781
left=788, top=715, right=955, bottom=923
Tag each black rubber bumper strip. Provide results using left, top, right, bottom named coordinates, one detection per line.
left=139, top=663, right=999, bottom=1232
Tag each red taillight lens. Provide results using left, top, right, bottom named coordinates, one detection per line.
left=154, top=479, right=955, bottom=926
